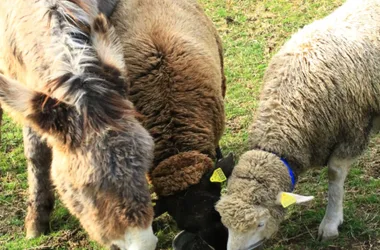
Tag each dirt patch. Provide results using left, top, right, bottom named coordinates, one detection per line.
left=0, top=186, right=26, bottom=238
left=357, top=136, right=380, bottom=179
left=41, top=229, right=90, bottom=249
left=0, top=205, right=25, bottom=236
left=153, top=213, right=178, bottom=250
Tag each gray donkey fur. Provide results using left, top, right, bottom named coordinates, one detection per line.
left=0, top=0, right=157, bottom=249
left=216, top=0, right=380, bottom=249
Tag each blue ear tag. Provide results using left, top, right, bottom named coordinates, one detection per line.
left=280, top=158, right=296, bottom=192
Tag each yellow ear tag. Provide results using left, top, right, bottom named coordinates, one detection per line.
left=210, top=168, right=227, bottom=183
left=280, top=192, right=297, bottom=208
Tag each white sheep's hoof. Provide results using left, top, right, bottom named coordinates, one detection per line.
left=317, top=217, right=342, bottom=241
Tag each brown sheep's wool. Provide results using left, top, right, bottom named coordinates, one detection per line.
left=151, top=151, right=214, bottom=196
left=109, top=0, right=229, bottom=248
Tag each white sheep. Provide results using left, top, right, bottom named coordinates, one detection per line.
left=216, top=0, right=380, bottom=249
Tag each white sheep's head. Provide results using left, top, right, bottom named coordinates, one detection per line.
left=215, top=150, right=314, bottom=250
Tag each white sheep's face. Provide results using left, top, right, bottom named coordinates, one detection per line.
left=215, top=202, right=279, bottom=250
left=217, top=193, right=314, bottom=250
left=227, top=217, right=271, bottom=250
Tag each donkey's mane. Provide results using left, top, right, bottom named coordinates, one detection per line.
left=42, top=0, right=132, bottom=132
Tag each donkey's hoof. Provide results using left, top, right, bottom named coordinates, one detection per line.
left=25, top=220, right=49, bottom=239
left=26, top=229, right=43, bottom=239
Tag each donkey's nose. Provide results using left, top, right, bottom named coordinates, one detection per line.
left=110, top=244, right=121, bottom=250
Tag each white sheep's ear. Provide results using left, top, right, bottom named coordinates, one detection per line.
left=276, top=192, right=314, bottom=208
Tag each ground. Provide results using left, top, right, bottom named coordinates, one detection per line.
left=1, top=0, right=379, bottom=249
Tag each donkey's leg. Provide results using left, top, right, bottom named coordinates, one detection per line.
left=318, top=155, right=355, bottom=241
left=23, top=126, right=54, bottom=239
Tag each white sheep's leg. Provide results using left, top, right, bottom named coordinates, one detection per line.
left=318, top=156, right=355, bottom=241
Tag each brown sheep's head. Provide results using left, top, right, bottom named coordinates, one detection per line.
left=152, top=152, right=236, bottom=250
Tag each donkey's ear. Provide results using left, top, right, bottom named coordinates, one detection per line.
left=0, top=74, right=78, bottom=143
left=214, top=152, right=235, bottom=178
left=0, top=74, right=36, bottom=122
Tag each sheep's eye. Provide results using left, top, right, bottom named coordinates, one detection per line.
left=258, top=222, right=265, bottom=228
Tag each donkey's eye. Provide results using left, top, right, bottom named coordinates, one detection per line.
left=258, top=222, right=265, bottom=228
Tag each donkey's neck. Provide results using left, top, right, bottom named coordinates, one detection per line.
left=44, top=0, right=126, bottom=103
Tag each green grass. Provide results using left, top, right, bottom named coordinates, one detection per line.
left=1, top=0, right=379, bottom=249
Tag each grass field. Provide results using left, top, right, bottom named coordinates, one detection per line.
left=1, top=0, right=379, bottom=249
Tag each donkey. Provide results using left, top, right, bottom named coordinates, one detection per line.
left=0, top=0, right=157, bottom=249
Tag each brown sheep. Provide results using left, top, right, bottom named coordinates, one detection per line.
left=106, top=0, right=233, bottom=249
left=0, top=0, right=157, bottom=249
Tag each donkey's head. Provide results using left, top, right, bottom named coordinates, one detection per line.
left=0, top=1, right=156, bottom=249
left=0, top=72, right=157, bottom=249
